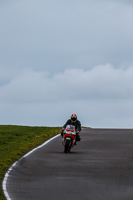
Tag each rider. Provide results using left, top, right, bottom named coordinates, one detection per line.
left=61, top=114, right=81, bottom=142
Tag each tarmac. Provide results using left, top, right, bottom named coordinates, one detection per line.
left=4, top=128, right=133, bottom=200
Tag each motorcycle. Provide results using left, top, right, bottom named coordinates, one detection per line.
left=62, top=125, right=77, bottom=153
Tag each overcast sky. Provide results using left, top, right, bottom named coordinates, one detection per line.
left=1, top=0, right=133, bottom=128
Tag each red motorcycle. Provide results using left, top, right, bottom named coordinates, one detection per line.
left=62, top=125, right=77, bottom=153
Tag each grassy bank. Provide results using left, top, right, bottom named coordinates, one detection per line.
left=0, top=125, right=62, bottom=200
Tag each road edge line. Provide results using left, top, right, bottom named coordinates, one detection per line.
left=2, top=134, right=60, bottom=200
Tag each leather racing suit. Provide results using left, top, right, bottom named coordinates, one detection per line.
left=61, top=119, right=81, bottom=141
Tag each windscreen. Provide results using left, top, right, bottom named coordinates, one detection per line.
left=66, top=125, right=75, bottom=131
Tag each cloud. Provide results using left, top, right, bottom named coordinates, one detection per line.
left=1, top=64, right=133, bottom=128
left=1, top=0, right=133, bottom=72
left=1, top=1, right=133, bottom=128
left=1, top=64, right=133, bottom=103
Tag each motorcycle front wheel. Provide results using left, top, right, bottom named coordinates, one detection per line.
left=64, top=139, right=70, bottom=153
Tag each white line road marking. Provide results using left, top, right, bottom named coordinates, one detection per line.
left=2, top=134, right=60, bottom=200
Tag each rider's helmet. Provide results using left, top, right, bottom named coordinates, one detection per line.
left=71, top=114, right=77, bottom=122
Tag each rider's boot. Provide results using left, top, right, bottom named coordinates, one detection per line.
left=76, top=133, right=81, bottom=141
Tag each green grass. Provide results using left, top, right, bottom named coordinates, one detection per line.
left=0, top=125, right=62, bottom=200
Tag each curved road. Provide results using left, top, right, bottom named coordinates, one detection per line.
left=4, top=128, right=133, bottom=200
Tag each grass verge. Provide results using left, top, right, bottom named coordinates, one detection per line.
left=0, top=125, right=62, bottom=200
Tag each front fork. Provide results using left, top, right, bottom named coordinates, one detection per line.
left=62, top=137, right=76, bottom=147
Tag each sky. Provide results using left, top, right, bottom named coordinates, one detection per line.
left=1, top=0, right=133, bottom=128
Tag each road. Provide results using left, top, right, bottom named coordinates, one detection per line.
left=4, top=128, right=133, bottom=200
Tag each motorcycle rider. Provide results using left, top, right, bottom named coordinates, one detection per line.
left=61, top=114, right=81, bottom=142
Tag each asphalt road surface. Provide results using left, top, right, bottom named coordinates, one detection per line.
left=5, top=128, right=133, bottom=200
